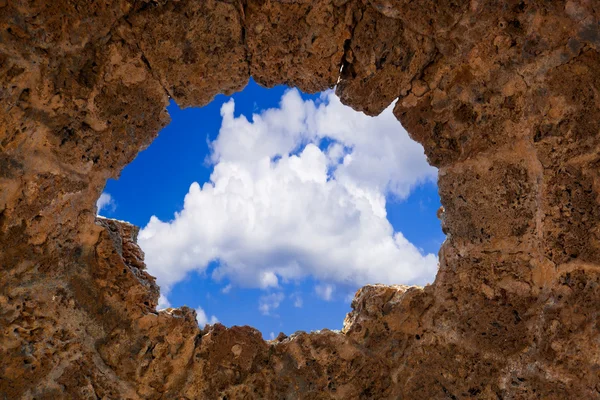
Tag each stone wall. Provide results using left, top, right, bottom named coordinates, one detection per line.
left=1, top=0, right=599, bottom=398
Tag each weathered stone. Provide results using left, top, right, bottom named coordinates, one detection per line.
left=127, top=0, right=249, bottom=107
left=246, top=0, right=354, bottom=92
left=337, top=5, right=436, bottom=116
left=1, top=0, right=600, bottom=398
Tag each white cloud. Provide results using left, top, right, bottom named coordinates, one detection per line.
left=269, top=332, right=275, bottom=340
left=259, top=292, right=285, bottom=316
left=157, top=294, right=171, bottom=309
left=315, top=283, right=335, bottom=301
left=221, top=284, right=232, bottom=294
left=96, top=192, right=115, bottom=214
left=195, top=306, right=218, bottom=328
left=139, top=89, right=439, bottom=296
left=291, top=292, right=303, bottom=308
left=345, top=292, right=356, bottom=304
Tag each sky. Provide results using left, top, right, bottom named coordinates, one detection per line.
left=98, top=79, right=445, bottom=339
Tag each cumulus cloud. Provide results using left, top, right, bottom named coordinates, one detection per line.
left=96, top=192, right=115, bottom=214
left=259, top=292, right=285, bottom=316
left=139, top=89, right=438, bottom=297
left=195, top=306, right=218, bottom=328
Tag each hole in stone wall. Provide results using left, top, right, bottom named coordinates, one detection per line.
left=96, top=79, right=444, bottom=338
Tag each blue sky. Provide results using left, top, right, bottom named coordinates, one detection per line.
left=98, top=79, right=444, bottom=338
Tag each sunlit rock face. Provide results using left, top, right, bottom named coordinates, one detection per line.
left=1, top=0, right=600, bottom=398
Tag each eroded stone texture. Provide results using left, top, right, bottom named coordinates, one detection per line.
left=127, top=0, right=249, bottom=107
left=246, top=0, right=354, bottom=92
left=1, top=0, right=600, bottom=399
left=337, top=4, right=437, bottom=115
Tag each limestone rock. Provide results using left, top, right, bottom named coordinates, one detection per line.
left=1, top=0, right=600, bottom=398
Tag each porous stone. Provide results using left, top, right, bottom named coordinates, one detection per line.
left=1, top=0, right=599, bottom=399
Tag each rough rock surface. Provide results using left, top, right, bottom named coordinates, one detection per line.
left=1, top=0, right=600, bottom=398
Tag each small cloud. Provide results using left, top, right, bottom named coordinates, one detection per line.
left=344, top=292, right=356, bottom=304
left=259, top=271, right=279, bottom=289
left=259, top=292, right=284, bottom=316
left=291, top=292, right=303, bottom=308
left=315, top=284, right=335, bottom=301
left=221, top=284, right=232, bottom=294
left=96, top=192, right=116, bottom=215
left=157, top=294, right=171, bottom=309
left=269, top=332, right=275, bottom=340
left=196, top=306, right=218, bottom=328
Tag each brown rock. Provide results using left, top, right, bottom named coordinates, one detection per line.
left=127, top=0, right=249, bottom=107
left=1, top=0, right=600, bottom=398
left=246, top=0, right=354, bottom=93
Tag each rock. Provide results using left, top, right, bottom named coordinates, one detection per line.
left=1, top=0, right=600, bottom=398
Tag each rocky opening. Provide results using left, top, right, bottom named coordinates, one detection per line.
left=98, top=81, right=442, bottom=337
left=1, top=0, right=600, bottom=398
